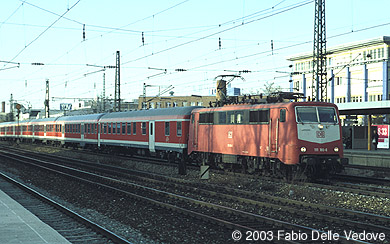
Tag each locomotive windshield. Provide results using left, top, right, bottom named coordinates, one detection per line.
left=296, top=106, right=338, bottom=123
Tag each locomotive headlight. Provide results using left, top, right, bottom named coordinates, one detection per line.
left=318, top=124, right=324, bottom=130
left=334, top=147, right=339, bottom=152
left=300, top=147, right=307, bottom=152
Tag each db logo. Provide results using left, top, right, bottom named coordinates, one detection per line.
left=316, top=131, right=325, bottom=138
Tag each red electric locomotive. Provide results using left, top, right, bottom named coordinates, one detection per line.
left=188, top=101, right=347, bottom=178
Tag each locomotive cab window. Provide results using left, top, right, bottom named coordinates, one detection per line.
left=296, top=107, right=338, bottom=123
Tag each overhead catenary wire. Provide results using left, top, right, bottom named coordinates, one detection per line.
left=3, top=0, right=82, bottom=68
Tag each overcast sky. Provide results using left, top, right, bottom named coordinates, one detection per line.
left=1, top=0, right=389, bottom=111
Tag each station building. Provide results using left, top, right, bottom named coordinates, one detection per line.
left=287, top=36, right=390, bottom=104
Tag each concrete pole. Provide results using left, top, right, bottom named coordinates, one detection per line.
left=368, top=115, right=372, bottom=151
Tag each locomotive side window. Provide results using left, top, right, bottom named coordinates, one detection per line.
left=236, top=111, right=245, bottom=124
left=280, top=109, right=286, bottom=122
left=249, top=109, right=269, bottom=123
left=199, top=112, right=214, bottom=124
left=218, top=112, right=226, bottom=124
left=165, top=122, right=170, bottom=136
left=227, top=111, right=235, bottom=124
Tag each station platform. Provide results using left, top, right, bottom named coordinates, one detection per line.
left=344, top=148, right=390, bottom=168
left=0, top=189, right=70, bottom=244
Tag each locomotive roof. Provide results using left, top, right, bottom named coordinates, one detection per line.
left=192, top=101, right=338, bottom=112
left=100, top=106, right=203, bottom=121
left=56, top=113, right=105, bottom=122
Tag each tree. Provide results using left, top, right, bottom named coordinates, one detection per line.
left=262, top=81, right=282, bottom=95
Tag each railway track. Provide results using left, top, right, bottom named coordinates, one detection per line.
left=0, top=172, right=132, bottom=244
left=0, top=145, right=385, bottom=243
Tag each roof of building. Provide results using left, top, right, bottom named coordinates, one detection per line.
left=287, top=36, right=390, bottom=61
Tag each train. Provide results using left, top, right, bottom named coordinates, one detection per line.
left=0, top=100, right=347, bottom=179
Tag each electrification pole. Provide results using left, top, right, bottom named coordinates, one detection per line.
left=114, top=51, right=120, bottom=112
left=313, top=0, right=327, bottom=102
left=103, top=72, right=106, bottom=112
left=45, top=79, right=50, bottom=118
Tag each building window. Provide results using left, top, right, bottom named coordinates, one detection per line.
left=197, top=102, right=203, bottom=106
left=166, top=102, right=171, bottom=108
left=133, top=122, right=136, bottom=135
left=182, top=102, right=188, bottom=107
left=191, top=102, right=196, bottom=106
left=156, top=102, right=161, bottom=108
left=177, top=122, right=182, bottom=136
left=165, top=122, right=170, bottom=136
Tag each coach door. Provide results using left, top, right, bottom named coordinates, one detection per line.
left=149, top=121, right=155, bottom=152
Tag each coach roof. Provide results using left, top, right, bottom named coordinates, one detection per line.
left=56, top=113, right=105, bottom=123
left=100, top=106, right=203, bottom=121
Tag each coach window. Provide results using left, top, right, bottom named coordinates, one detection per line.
left=127, top=122, right=131, bottom=135
left=133, top=122, right=137, bottom=135
left=117, top=123, right=120, bottom=135
left=108, top=123, right=112, bottom=134
left=142, top=122, right=147, bottom=135
left=280, top=109, right=286, bottom=122
left=165, top=122, right=170, bottom=136
left=113, top=123, right=117, bottom=134
left=103, top=123, right=107, bottom=134
left=122, top=123, right=126, bottom=135
left=177, top=121, right=182, bottom=136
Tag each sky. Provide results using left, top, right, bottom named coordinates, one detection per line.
left=0, top=0, right=389, bottom=112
